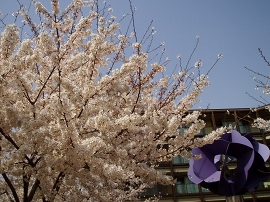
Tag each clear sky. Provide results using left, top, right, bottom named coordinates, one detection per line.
left=1, top=0, right=270, bottom=109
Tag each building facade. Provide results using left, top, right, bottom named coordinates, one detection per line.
left=142, top=107, right=270, bottom=202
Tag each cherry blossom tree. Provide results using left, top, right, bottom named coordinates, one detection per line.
left=0, top=0, right=224, bottom=201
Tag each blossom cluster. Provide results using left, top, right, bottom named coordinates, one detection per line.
left=253, top=117, right=270, bottom=131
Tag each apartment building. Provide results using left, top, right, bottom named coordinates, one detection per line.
left=141, top=107, right=270, bottom=202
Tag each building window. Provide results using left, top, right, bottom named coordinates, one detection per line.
left=172, top=156, right=189, bottom=164
left=143, top=184, right=159, bottom=196
left=239, top=121, right=260, bottom=133
left=261, top=178, right=270, bottom=190
left=222, top=120, right=235, bottom=128
left=179, top=124, right=207, bottom=136
left=201, top=186, right=210, bottom=193
left=142, top=184, right=173, bottom=197
left=176, top=177, right=199, bottom=194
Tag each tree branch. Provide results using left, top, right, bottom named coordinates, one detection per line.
left=258, top=48, right=270, bottom=67
left=0, top=127, right=39, bottom=167
left=51, top=172, right=65, bottom=200
left=2, top=173, right=20, bottom=202
left=129, top=0, right=137, bottom=42
left=33, top=66, right=57, bottom=104
left=0, top=127, right=20, bottom=150
left=27, top=179, right=40, bottom=202
left=23, top=172, right=30, bottom=202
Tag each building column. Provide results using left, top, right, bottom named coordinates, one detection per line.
left=198, top=185, right=204, bottom=202
left=211, top=111, right=216, bottom=130
left=170, top=161, right=177, bottom=202
left=233, top=110, right=240, bottom=132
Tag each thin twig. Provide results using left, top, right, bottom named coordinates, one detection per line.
left=185, top=37, right=200, bottom=69
left=258, top=48, right=270, bottom=66
left=129, top=0, right=137, bottom=42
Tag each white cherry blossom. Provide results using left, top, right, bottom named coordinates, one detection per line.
left=0, top=1, right=224, bottom=201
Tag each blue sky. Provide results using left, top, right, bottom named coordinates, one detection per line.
left=1, top=0, right=270, bottom=109
left=111, top=0, right=270, bottom=109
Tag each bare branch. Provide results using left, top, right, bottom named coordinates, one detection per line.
left=2, top=173, right=20, bottom=202
left=27, top=179, right=40, bottom=202
left=244, top=66, right=270, bottom=79
left=258, top=48, right=270, bottom=67
left=129, top=0, right=137, bottom=42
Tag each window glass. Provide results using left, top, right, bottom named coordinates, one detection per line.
left=172, top=156, right=189, bottom=164
left=176, top=177, right=199, bottom=194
